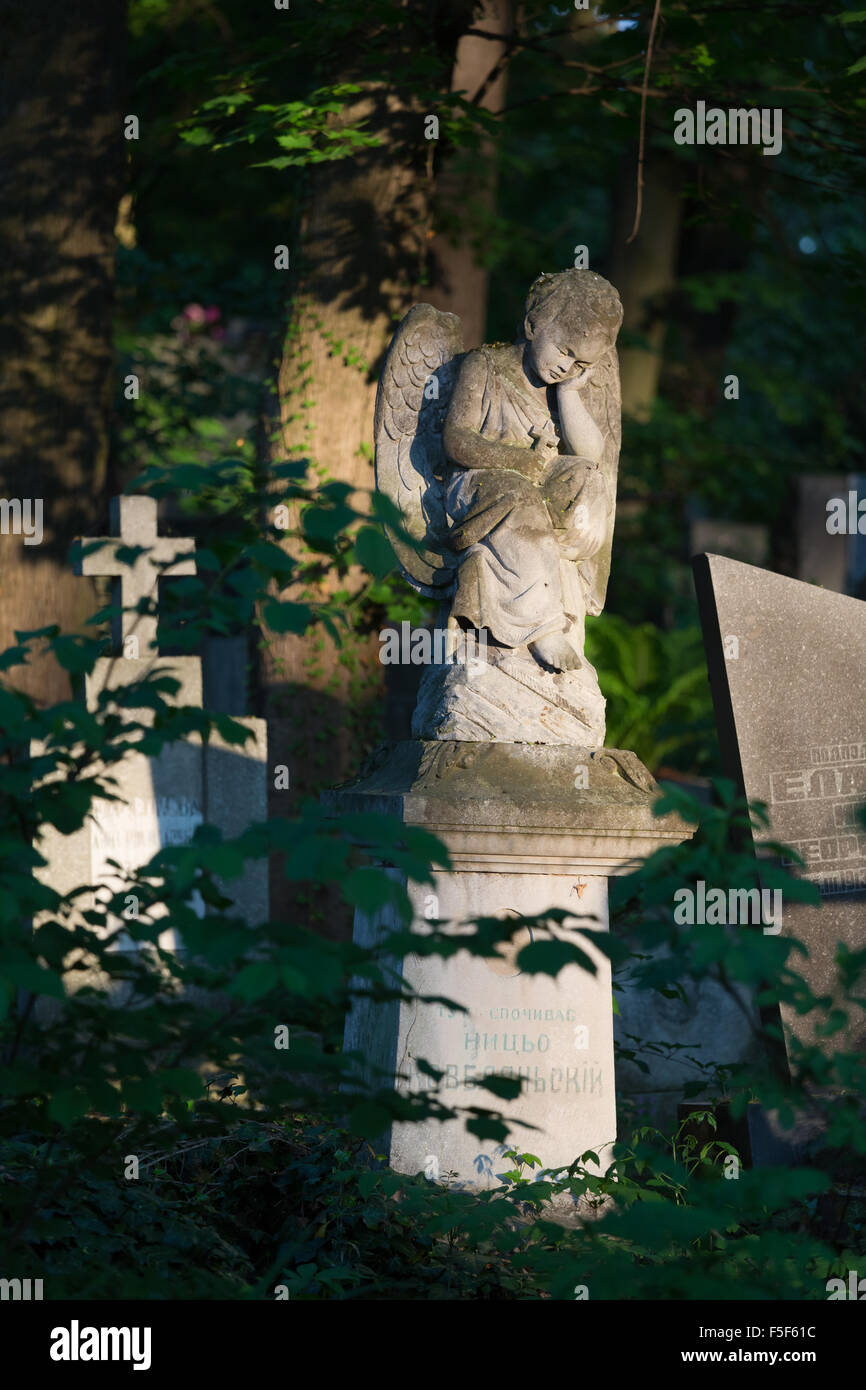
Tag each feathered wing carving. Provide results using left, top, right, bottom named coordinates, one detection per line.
left=374, top=303, right=464, bottom=597
left=576, top=347, right=621, bottom=616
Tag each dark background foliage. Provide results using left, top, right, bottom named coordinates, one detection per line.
left=0, top=0, right=864, bottom=1302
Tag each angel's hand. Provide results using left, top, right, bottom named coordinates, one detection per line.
left=529, top=424, right=560, bottom=463
left=560, top=363, right=596, bottom=391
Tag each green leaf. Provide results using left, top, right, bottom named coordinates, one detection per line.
left=156, top=1068, right=204, bottom=1101
left=301, top=503, right=355, bottom=544
left=515, top=938, right=598, bottom=978
left=180, top=126, right=213, bottom=146
left=354, top=526, right=395, bottom=580
left=229, top=962, right=276, bottom=1001
left=49, top=1088, right=91, bottom=1127
left=0, top=954, right=65, bottom=998
left=262, top=600, right=312, bottom=635
left=357, top=1171, right=381, bottom=1198
left=341, top=867, right=404, bottom=915
left=122, top=1077, right=164, bottom=1115
left=348, top=1101, right=390, bottom=1139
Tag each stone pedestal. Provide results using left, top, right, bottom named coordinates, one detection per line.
left=326, top=740, right=691, bottom=1190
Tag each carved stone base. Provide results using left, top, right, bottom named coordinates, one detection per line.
left=328, top=740, right=682, bottom=874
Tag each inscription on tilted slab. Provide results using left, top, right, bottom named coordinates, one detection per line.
left=771, top=742, right=866, bottom=894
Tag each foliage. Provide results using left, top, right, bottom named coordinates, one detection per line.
left=4, top=0, right=865, bottom=1301
left=1, top=463, right=865, bottom=1299
left=0, top=465, right=540, bottom=1290
left=585, top=613, right=716, bottom=773
left=118, top=0, right=866, bottom=726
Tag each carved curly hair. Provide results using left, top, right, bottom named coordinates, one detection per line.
left=522, top=268, right=623, bottom=341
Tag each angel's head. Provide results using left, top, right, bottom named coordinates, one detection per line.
left=522, top=269, right=623, bottom=386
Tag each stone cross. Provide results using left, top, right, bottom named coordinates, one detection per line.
left=76, top=495, right=196, bottom=656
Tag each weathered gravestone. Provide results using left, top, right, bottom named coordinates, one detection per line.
left=33, top=495, right=268, bottom=966
left=797, top=474, right=866, bottom=600
left=694, top=553, right=866, bottom=1070
left=327, top=270, right=692, bottom=1191
left=689, top=516, right=769, bottom=569
left=613, top=965, right=765, bottom=1133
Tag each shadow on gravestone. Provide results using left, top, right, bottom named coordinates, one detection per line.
left=34, top=719, right=269, bottom=981
left=201, top=633, right=249, bottom=717
left=26, top=733, right=274, bottom=1120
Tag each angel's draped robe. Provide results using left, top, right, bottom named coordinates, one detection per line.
left=442, top=345, right=612, bottom=650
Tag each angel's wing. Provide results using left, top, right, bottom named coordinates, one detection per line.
left=374, top=303, right=464, bottom=597
left=576, top=347, right=621, bottom=616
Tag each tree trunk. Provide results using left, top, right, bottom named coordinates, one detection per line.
left=664, top=159, right=760, bottom=417
left=261, top=87, right=430, bottom=743
left=427, top=0, right=513, bottom=349
left=0, top=1, right=127, bottom=703
left=607, top=149, right=684, bottom=422
left=259, top=89, right=436, bottom=934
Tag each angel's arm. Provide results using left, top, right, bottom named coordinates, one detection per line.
left=443, top=352, right=546, bottom=482
left=556, top=357, right=608, bottom=464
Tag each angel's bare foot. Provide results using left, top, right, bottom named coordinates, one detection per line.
left=529, top=633, right=580, bottom=673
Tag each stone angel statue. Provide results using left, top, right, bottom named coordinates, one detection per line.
left=375, top=268, right=623, bottom=745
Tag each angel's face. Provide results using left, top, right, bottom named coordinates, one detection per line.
left=527, top=323, right=612, bottom=386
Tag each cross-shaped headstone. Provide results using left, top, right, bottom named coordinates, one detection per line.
left=76, top=495, right=196, bottom=656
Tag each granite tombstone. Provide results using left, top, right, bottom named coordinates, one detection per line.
left=694, top=552, right=866, bottom=1064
